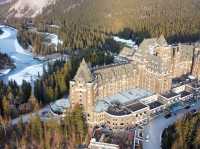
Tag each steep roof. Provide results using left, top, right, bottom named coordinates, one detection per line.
left=74, top=59, right=93, bottom=82
left=94, top=62, right=138, bottom=82
left=157, top=35, right=168, bottom=46
left=138, top=38, right=157, bottom=53
left=138, top=35, right=168, bottom=53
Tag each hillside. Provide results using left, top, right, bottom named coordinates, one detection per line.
left=8, top=0, right=56, bottom=18
left=37, top=0, right=200, bottom=43
left=162, top=113, right=200, bottom=149
left=1, top=0, right=200, bottom=51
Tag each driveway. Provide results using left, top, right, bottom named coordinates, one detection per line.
left=143, top=101, right=200, bottom=149
left=11, top=105, right=50, bottom=125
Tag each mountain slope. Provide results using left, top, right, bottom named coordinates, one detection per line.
left=39, top=0, right=200, bottom=42
left=8, top=0, right=56, bottom=18
left=1, top=0, right=200, bottom=50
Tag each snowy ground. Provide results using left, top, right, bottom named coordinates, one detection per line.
left=0, top=25, right=66, bottom=85
left=0, top=68, right=12, bottom=76
left=0, top=27, right=11, bottom=39
left=0, top=26, right=45, bottom=85
left=8, top=63, right=44, bottom=84
left=143, top=101, right=200, bottom=149
left=11, top=55, right=23, bottom=62
left=44, top=32, right=63, bottom=50
left=0, top=0, right=11, bottom=5
left=49, top=24, right=60, bottom=29
left=14, top=38, right=32, bottom=56
left=113, top=36, right=137, bottom=48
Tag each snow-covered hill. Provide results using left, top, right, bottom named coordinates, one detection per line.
left=8, top=0, right=56, bottom=18
left=0, top=0, right=11, bottom=5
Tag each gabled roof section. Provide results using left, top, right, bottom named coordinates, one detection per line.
left=74, top=59, right=93, bottom=82
left=138, top=35, right=168, bottom=53
left=138, top=38, right=157, bottom=53
left=157, top=35, right=168, bottom=46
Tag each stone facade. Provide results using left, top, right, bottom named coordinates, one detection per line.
left=192, top=47, right=200, bottom=79
left=69, top=36, right=200, bottom=128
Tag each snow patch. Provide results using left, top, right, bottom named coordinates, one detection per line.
left=9, top=0, right=56, bottom=18
left=0, top=0, right=12, bottom=5
left=14, top=38, right=32, bottom=56
left=0, top=68, right=12, bottom=76
left=0, top=27, right=11, bottom=39
left=45, top=33, right=63, bottom=46
left=113, top=36, right=136, bottom=48
left=8, top=63, right=44, bottom=85
left=11, top=55, right=22, bottom=61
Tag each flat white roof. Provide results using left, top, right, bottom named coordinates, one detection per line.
left=95, top=100, right=110, bottom=113
left=95, top=88, right=154, bottom=112
left=105, top=88, right=154, bottom=104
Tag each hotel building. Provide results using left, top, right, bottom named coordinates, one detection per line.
left=69, top=36, right=200, bottom=129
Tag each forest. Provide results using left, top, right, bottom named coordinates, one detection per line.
left=0, top=52, right=14, bottom=70
left=34, top=49, right=114, bottom=104
left=9, top=0, right=199, bottom=55
left=0, top=105, right=89, bottom=149
left=161, top=113, right=200, bottom=149
left=16, top=23, right=122, bottom=56
left=0, top=0, right=200, bottom=148
left=38, top=0, right=200, bottom=43
left=0, top=53, right=111, bottom=148
left=17, top=28, right=60, bottom=56
left=0, top=44, right=114, bottom=121
left=0, top=80, right=32, bottom=119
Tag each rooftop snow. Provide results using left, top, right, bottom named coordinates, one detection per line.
left=105, top=88, right=154, bottom=104
left=95, top=100, right=110, bottom=113
left=95, top=88, right=154, bottom=113
left=113, top=36, right=136, bottom=48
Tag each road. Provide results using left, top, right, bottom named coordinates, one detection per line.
left=11, top=97, right=69, bottom=125
left=143, top=101, right=200, bottom=149
left=11, top=105, right=51, bottom=125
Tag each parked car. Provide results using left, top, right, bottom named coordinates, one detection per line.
left=164, top=112, right=172, bottom=119
left=184, top=105, right=191, bottom=109
left=145, top=135, right=150, bottom=142
left=191, top=109, right=197, bottom=115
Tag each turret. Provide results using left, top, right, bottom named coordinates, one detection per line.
left=69, top=59, right=96, bottom=117
left=74, top=58, right=93, bottom=83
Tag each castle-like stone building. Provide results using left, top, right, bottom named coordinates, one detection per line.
left=69, top=36, right=200, bottom=129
